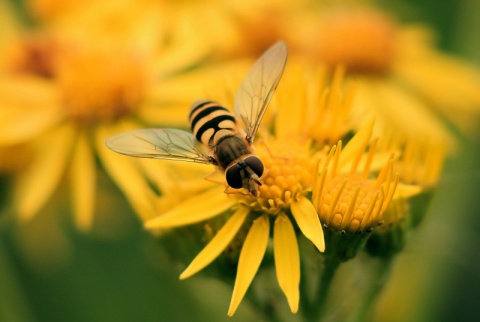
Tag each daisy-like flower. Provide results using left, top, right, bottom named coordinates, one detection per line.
left=141, top=60, right=422, bottom=315
left=0, top=7, right=208, bottom=229
left=145, top=134, right=325, bottom=316
left=149, top=0, right=312, bottom=62
left=312, top=119, right=421, bottom=258
left=293, top=6, right=480, bottom=142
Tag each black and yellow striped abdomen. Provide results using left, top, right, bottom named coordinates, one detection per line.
left=189, top=100, right=238, bottom=147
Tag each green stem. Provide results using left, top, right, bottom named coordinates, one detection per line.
left=0, top=233, right=36, bottom=322
left=302, top=255, right=341, bottom=322
left=246, top=286, right=284, bottom=322
left=353, top=256, right=394, bottom=322
left=299, top=262, right=313, bottom=314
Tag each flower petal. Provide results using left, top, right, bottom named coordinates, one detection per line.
left=353, top=78, right=455, bottom=148
left=70, top=130, right=96, bottom=231
left=15, top=123, right=75, bottom=221
left=180, top=206, right=250, bottom=280
left=274, top=213, right=300, bottom=313
left=395, top=183, right=422, bottom=198
left=0, top=77, right=62, bottom=145
left=228, top=214, right=269, bottom=316
left=395, top=46, right=480, bottom=132
left=339, top=118, right=374, bottom=170
left=95, top=123, right=157, bottom=221
left=291, top=196, right=325, bottom=252
left=136, top=102, right=190, bottom=127
left=274, top=68, right=306, bottom=140
left=145, top=187, right=235, bottom=229
left=0, top=1, right=22, bottom=46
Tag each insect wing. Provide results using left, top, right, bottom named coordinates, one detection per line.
left=234, top=41, right=288, bottom=143
left=105, top=128, right=214, bottom=165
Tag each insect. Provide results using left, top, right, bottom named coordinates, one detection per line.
left=105, top=41, right=288, bottom=197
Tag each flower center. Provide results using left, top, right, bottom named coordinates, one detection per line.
left=312, top=9, right=396, bottom=73
left=56, top=47, right=147, bottom=123
left=317, top=173, right=383, bottom=232
left=3, top=37, right=58, bottom=78
left=312, top=135, right=399, bottom=233
left=229, top=10, right=285, bottom=58
left=242, top=137, right=316, bottom=215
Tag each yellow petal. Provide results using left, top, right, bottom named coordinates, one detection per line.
left=353, top=78, right=455, bottom=148
left=136, top=102, right=190, bottom=127
left=274, top=213, right=300, bottom=313
left=144, top=187, right=235, bottom=229
left=138, top=158, right=212, bottom=198
left=151, top=36, right=210, bottom=77
left=180, top=206, right=250, bottom=280
left=290, top=196, right=325, bottom=252
left=0, top=0, right=22, bottom=48
left=396, top=48, right=480, bottom=132
left=339, top=118, right=374, bottom=170
left=15, top=123, right=75, bottom=221
left=70, top=130, right=96, bottom=231
left=95, top=124, right=156, bottom=221
left=274, top=67, right=306, bottom=140
left=228, top=214, right=270, bottom=316
left=394, top=183, right=422, bottom=198
left=0, top=77, right=62, bottom=145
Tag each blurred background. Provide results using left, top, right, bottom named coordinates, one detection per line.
left=0, top=0, right=479, bottom=321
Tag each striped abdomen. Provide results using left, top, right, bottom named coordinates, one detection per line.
left=189, top=100, right=238, bottom=147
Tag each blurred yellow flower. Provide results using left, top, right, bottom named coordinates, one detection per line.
left=0, top=6, right=207, bottom=230
left=26, top=0, right=163, bottom=51
left=293, top=6, right=480, bottom=142
left=152, top=0, right=311, bottom=61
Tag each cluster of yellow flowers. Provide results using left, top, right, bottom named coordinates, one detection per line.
left=1, top=0, right=479, bottom=320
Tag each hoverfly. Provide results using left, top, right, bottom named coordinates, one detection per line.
left=106, top=41, right=288, bottom=197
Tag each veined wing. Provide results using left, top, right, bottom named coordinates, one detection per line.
left=105, top=128, right=215, bottom=165
left=234, top=41, right=288, bottom=143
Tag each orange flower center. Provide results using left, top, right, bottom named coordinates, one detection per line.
left=3, top=37, right=58, bottom=78
left=317, top=173, right=384, bottom=232
left=242, top=137, right=316, bottom=215
left=229, top=10, right=285, bottom=58
left=312, top=9, right=396, bottom=73
left=56, top=47, right=147, bottom=123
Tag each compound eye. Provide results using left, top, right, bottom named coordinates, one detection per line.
left=226, top=165, right=243, bottom=189
left=244, top=156, right=264, bottom=178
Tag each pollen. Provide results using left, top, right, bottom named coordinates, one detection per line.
left=245, top=137, right=316, bottom=215
left=56, top=47, right=147, bottom=123
left=311, top=9, right=396, bottom=73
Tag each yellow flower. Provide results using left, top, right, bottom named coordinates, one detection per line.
left=395, top=139, right=446, bottom=188
left=151, top=0, right=311, bottom=61
left=293, top=6, right=480, bottom=142
left=26, top=0, right=164, bottom=52
left=0, top=8, right=206, bottom=230
left=141, top=62, right=425, bottom=315
left=313, top=120, right=420, bottom=235
left=145, top=135, right=325, bottom=316
left=377, top=136, right=446, bottom=234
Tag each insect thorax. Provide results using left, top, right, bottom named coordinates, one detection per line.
left=214, top=136, right=252, bottom=170
left=189, top=100, right=237, bottom=147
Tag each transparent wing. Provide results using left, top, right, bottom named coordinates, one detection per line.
left=105, top=128, right=215, bottom=165
left=234, top=41, right=288, bottom=143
